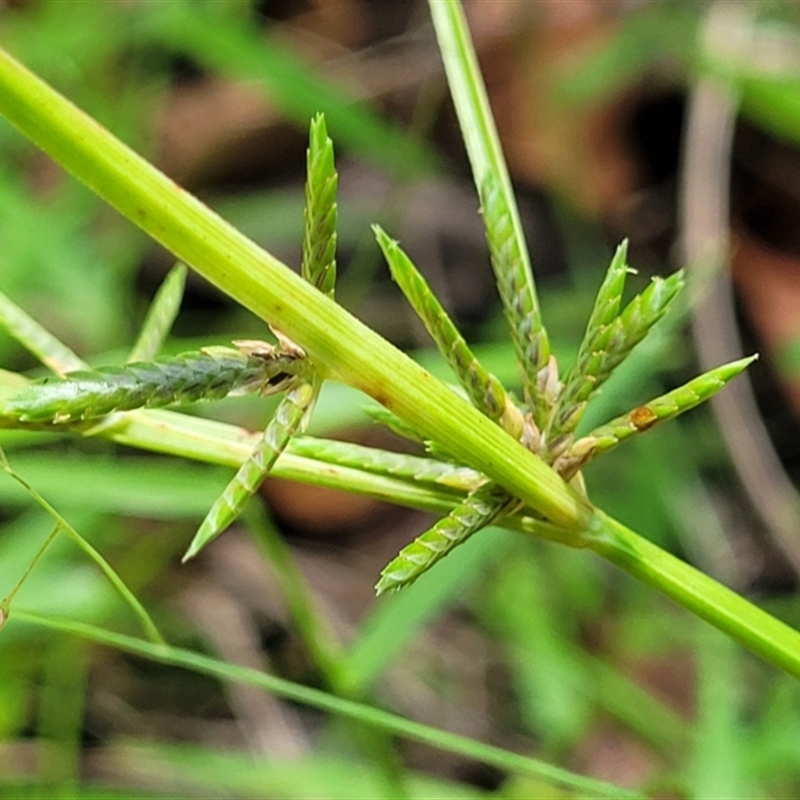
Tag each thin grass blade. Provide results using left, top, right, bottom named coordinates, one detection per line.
left=374, top=226, right=523, bottom=436
left=183, top=379, right=317, bottom=561
left=127, top=263, right=188, bottom=363
left=0, top=289, right=87, bottom=375
left=0, top=447, right=164, bottom=644
left=302, top=114, right=337, bottom=298
left=375, top=481, right=510, bottom=595
left=556, top=355, right=757, bottom=478
left=10, top=609, right=639, bottom=799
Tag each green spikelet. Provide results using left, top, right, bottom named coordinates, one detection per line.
left=3, top=345, right=305, bottom=423
left=289, top=435, right=482, bottom=493
left=553, top=242, right=630, bottom=434
left=302, top=114, right=337, bottom=298
left=374, top=226, right=522, bottom=437
left=364, top=404, right=428, bottom=446
left=555, top=356, right=757, bottom=479
left=375, top=481, right=510, bottom=595
left=480, top=172, right=550, bottom=426
left=584, top=241, right=632, bottom=332
left=553, top=266, right=684, bottom=437
left=183, top=380, right=317, bottom=561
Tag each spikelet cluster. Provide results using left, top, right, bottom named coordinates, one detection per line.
left=371, top=231, right=753, bottom=594
left=4, top=347, right=305, bottom=424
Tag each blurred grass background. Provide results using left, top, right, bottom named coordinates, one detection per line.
left=2, top=0, right=800, bottom=797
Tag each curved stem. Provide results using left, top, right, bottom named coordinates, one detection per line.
left=12, top=609, right=638, bottom=800
left=592, top=510, right=800, bottom=680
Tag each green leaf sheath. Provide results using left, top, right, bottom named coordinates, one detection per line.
left=553, top=269, right=685, bottom=438
left=375, top=226, right=523, bottom=436
left=302, top=114, right=338, bottom=298
left=480, top=173, right=550, bottom=425
left=375, top=481, right=511, bottom=595
left=3, top=347, right=306, bottom=423
left=127, top=263, right=188, bottom=363
left=558, top=356, right=757, bottom=478
left=183, top=380, right=317, bottom=561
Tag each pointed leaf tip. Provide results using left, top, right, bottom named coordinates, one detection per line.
left=181, top=533, right=206, bottom=563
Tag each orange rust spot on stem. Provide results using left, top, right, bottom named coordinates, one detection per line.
left=631, top=406, right=658, bottom=431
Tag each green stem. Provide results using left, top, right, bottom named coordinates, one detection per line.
left=99, top=410, right=480, bottom=514
left=0, top=44, right=590, bottom=536
left=101, top=410, right=571, bottom=542
left=592, top=510, right=800, bottom=680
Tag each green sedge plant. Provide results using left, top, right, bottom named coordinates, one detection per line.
left=0, top=0, right=799, bottom=796
left=0, top=0, right=796, bottom=681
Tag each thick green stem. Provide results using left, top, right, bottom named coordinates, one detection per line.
left=0, top=45, right=590, bottom=535
left=592, top=510, right=800, bottom=680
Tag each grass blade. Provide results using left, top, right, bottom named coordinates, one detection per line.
left=0, top=448, right=163, bottom=644
left=127, top=263, right=187, bottom=363
left=10, top=609, right=638, bottom=800
left=0, top=288, right=87, bottom=375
